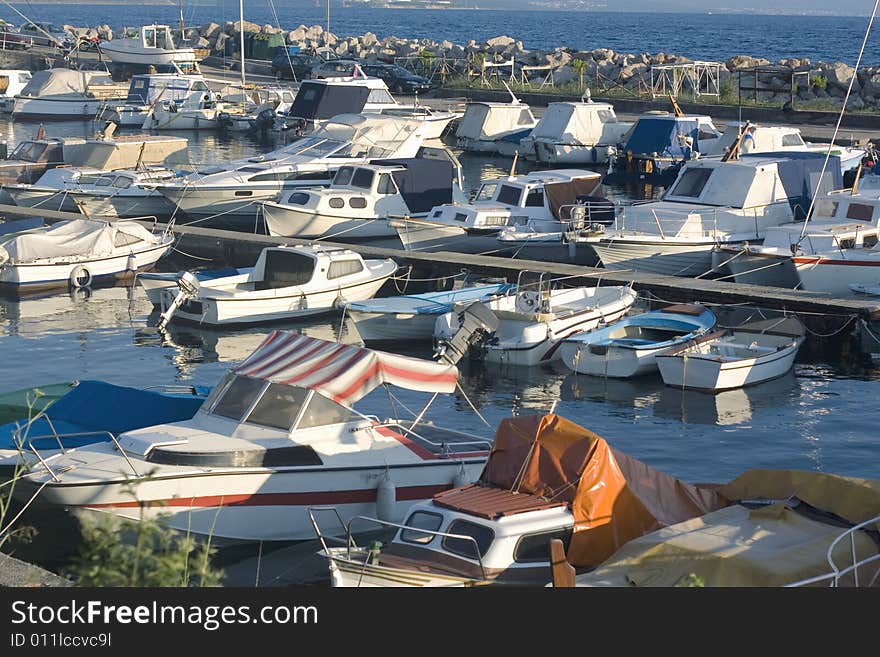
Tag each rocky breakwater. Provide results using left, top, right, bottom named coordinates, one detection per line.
left=73, top=21, right=880, bottom=110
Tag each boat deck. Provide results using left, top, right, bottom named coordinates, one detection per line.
left=384, top=421, right=492, bottom=458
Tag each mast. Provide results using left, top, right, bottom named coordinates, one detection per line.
left=239, top=0, right=246, bottom=91
left=178, top=0, right=185, bottom=37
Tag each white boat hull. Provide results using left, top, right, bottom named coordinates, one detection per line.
left=6, top=188, right=80, bottom=214
left=591, top=239, right=719, bottom=277
left=12, top=96, right=108, bottom=120
left=714, top=247, right=800, bottom=288
left=262, top=202, right=398, bottom=240
left=656, top=341, right=802, bottom=392
left=794, top=257, right=880, bottom=296
left=99, top=43, right=198, bottom=67
left=560, top=342, right=673, bottom=378
left=69, top=193, right=176, bottom=220
left=348, top=309, right=438, bottom=343
left=32, top=460, right=485, bottom=542
left=393, top=218, right=511, bottom=255
left=143, top=107, right=225, bottom=130
left=527, top=141, right=615, bottom=165
left=0, top=240, right=172, bottom=291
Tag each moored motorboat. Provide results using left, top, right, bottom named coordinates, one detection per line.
left=344, top=282, right=515, bottom=343
left=455, top=95, right=538, bottom=156
left=0, top=218, right=174, bottom=294
left=311, top=412, right=727, bottom=587
left=655, top=315, right=805, bottom=392
left=154, top=243, right=398, bottom=327
left=16, top=333, right=493, bottom=542
left=12, top=68, right=128, bottom=121
left=434, top=274, right=638, bottom=367
left=559, top=303, right=717, bottom=378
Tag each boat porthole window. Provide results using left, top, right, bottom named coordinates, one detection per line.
left=513, top=528, right=574, bottom=564
left=349, top=197, right=367, bottom=209
left=329, top=197, right=345, bottom=209
left=453, top=212, right=468, bottom=222
left=399, top=511, right=444, bottom=545
left=235, top=190, right=253, bottom=197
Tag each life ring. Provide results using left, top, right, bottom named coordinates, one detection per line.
left=69, top=265, right=92, bottom=289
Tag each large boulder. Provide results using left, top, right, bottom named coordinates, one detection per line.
left=552, top=65, right=578, bottom=86
left=726, top=54, right=770, bottom=70
left=860, top=70, right=880, bottom=97
left=484, top=35, right=515, bottom=53
left=362, top=31, right=378, bottom=47
left=288, top=25, right=308, bottom=42
left=823, top=61, right=858, bottom=90
left=231, top=20, right=261, bottom=34
left=214, top=32, right=229, bottom=53
left=592, top=48, right=613, bottom=61
left=306, top=24, right=324, bottom=39
left=200, top=22, right=221, bottom=40
left=619, top=62, right=648, bottom=82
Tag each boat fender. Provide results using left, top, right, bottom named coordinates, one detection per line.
left=451, top=462, right=469, bottom=489
left=69, top=265, right=92, bottom=289
left=375, top=469, right=396, bottom=522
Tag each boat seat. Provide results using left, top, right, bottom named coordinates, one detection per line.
left=712, top=342, right=779, bottom=354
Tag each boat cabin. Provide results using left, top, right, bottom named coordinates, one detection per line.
left=455, top=101, right=538, bottom=147
left=124, top=73, right=211, bottom=106
left=286, top=78, right=397, bottom=128
left=521, top=101, right=632, bottom=150
left=0, top=138, right=65, bottom=184
left=138, top=25, right=178, bottom=51
left=704, top=122, right=809, bottom=157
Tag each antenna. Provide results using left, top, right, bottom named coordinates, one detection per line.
left=502, top=81, right=520, bottom=105
left=509, top=150, right=519, bottom=176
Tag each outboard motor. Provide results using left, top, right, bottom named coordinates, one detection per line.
left=433, top=301, right=500, bottom=365
left=158, top=271, right=201, bottom=329
left=253, top=107, right=276, bottom=136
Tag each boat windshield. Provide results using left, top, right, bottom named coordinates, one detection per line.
left=202, top=373, right=361, bottom=431
left=278, top=137, right=344, bottom=158
left=474, top=182, right=498, bottom=201
left=10, top=141, right=48, bottom=163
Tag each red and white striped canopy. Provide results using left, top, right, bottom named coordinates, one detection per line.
left=233, top=332, right=459, bottom=406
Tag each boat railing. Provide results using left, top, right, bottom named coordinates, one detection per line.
left=373, top=420, right=492, bottom=455
left=307, top=507, right=489, bottom=581
left=23, top=429, right=139, bottom=482
left=613, top=199, right=793, bottom=237
left=785, top=514, right=880, bottom=588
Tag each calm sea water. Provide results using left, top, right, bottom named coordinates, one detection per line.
left=2, top=4, right=879, bottom=65
left=1, top=113, right=878, bottom=581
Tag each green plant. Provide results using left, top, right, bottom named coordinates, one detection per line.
left=675, top=572, right=705, bottom=587
left=571, top=58, right=588, bottom=91
left=812, top=74, right=828, bottom=91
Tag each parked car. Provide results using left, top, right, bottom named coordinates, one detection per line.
left=360, top=63, right=432, bottom=93
left=310, top=59, right=364, bottom=79
left=0, top=26, right=32, bottom=51
left=271, top=52, right=322, bottom=80
left=18, top=22, right=74, bottom=49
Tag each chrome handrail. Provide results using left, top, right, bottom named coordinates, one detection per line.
left=786, top=514, right=880, bottom=587
left=25, top=430, right=140, bottom=479
left=373, top=420, right=492, bottom=452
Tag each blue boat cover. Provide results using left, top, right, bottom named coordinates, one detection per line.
left=500, top=127, right=535, bottom=143
left=0, top=380, right=209, bottom=451
left=623, top=117, right=699, bottom=159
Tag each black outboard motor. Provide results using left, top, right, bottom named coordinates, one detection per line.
left=253, top=107, right=276, bottom=137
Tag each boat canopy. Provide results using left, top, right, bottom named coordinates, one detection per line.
left=233, top=332, right=459, bottom=405
left=455, top=102, right=536, bottom=140
left=622, top=116, right=700, bottom=158
left=478, top=413, right=728, bottom=567
left=372, top=158, right=454, bottom=213
left=287, top=81, right=370, bottom=121
left=19, top=69, right=112, bottom=98
left=530, top=102, right=617, bottom=144
left=0, top=219, right=160, bottom=265
left=545, top=176, right=602, bottom=220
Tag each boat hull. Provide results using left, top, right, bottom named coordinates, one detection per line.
left=69, top=192, right=176, bottom=220
left=6, top=188, right=81, bottom=214
left=28, top=460, right=486, bottom=542
left=527, top=141, right=615, bottom=165
left=348, top=309, right=438, bottom=343
left=560, top=342, right=672, bottom=378
left=393, top=218, right=511, bottom=255
left=714, top=247, right=801, bottom=288
left=794, top=257, right=880, bottom=296
left=12, top=97, right=112, bottom=120
left=591, top=239, right=719, bottom=277
left=262, top=202, right=399, bottom=240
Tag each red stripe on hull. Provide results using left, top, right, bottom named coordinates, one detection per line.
left=82, top=483, right=452, bottom=509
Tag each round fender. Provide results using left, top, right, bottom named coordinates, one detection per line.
left=69, top=265, right=92, bottom=289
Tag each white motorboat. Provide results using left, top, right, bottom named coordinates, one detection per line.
left=588, top=153, right=844, bottom=277
left=311, top=412, right=726, bottom=587
left=390, top=169, right=602, bottom=256
left=655, top=316, right=805, bottom=392
left=715, top=189, right=880, bottom=291
left=154, top=113, right=432, bottom=226
left=11, top=68, right=128, bottom=120
left=519, top=99, right=633, bottom=165
left=153, top=244, right=398, bottom=327
left=262, top=150, right=466, bottom=243
left=98, top=72, right=216, bottom=127
left=142, top=88, right=242, bottom=131
left=17, top=332, right=492, bottom=542
left=0, top=69, right=31, bottom=113
left=455, top=95, right=538, bottom=156
left=559, top=303, right=717, bottom=378
left=0, top=218, right=174, bottom=293
left=97, top=24, right=201, bottom=68
left=6, top=166, right=180, bottom=218
left=434, top=273, right=638, bottom=367
left=343, top=282, right=515, bottom=343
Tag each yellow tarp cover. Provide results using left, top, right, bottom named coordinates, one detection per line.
left=573, top=503, right=880, bottom=587
left=480, top=413, right=728, bottom=568
left=716, top=469, right=880, bottom=531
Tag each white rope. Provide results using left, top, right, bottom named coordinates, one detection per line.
left=800, top=0, right=880, bottom=240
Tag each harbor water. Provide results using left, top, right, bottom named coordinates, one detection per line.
left=0, top=114, right=878, bottom=584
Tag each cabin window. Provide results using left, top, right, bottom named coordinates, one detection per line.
left=192, top=81, right=208, bottom=92
left=295, top=171, right=331, bottom=181
left=669, top=167, right=713, bottom=198
left=366, top=89, right=395, bottom=105
left=475, top=183, right=497, bottom=201
left=261, top=249, right=315, bottom=288
left=349, top=197, right=367, bottom=209
left=781, top=133, right=805, bottom=146
left=814, top=200, right=838, bottom=217
left=287, top=192, right=310, bottom=205
left=327, top=259, right=364, bottom=279
left=845, top=203, right=875, bottom=221
left=94, top=177, right=114, bottom=187
left=113, top=231, right=143, bottom=247
left=518, top=109, right=534, bottom=126
left=432, top=210, right=442, bottom=218
left=296, top=391, right=359, bottom=429
left=201, top=371, right=234, bottom=412
left=400, top=511, right=444, bottom=545
left=864, top=234, right=878, bottom=248
left=596, top=109, right=617, bottom=123
left=77, top=175, right=101, bottom=185
left=211, top=376, right=266, bottom=421
left=112, top=177, right=133, bottom=189
left=442, top=520, right=495, bottom=559
left=254, top=171, right=329, bottom=183
left=496, top=184, right=522, bottom=206
left=377, top=173, right=397, bottom=195
left=838, top=237, right=856, bottom=249
left=245, top=383, right=310, bottom=431
left=513, top=528, right=574, bottom=563
left=524, top=188, right=544, bottom=207
left=453, top=212, right=468, bottom=222
left=698, top=129, right=719, bottom=141
left=334, top=166, right=355, bottom=186
left=351, top=169, right=375, bottom=190
left=329, top=197, right=345, bottom=209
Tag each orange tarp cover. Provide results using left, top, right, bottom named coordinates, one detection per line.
left=480, top=413, right=729, bottom=567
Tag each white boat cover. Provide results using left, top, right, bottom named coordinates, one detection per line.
left=233, top=331, right=459, bottom=405
left=18, top=69, right=94, bottom=98
left=0, top=219, right=160, bottom=264
left=455, top=103, right=536, bottom=140
left=530, top=102, right=609, bottom=144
